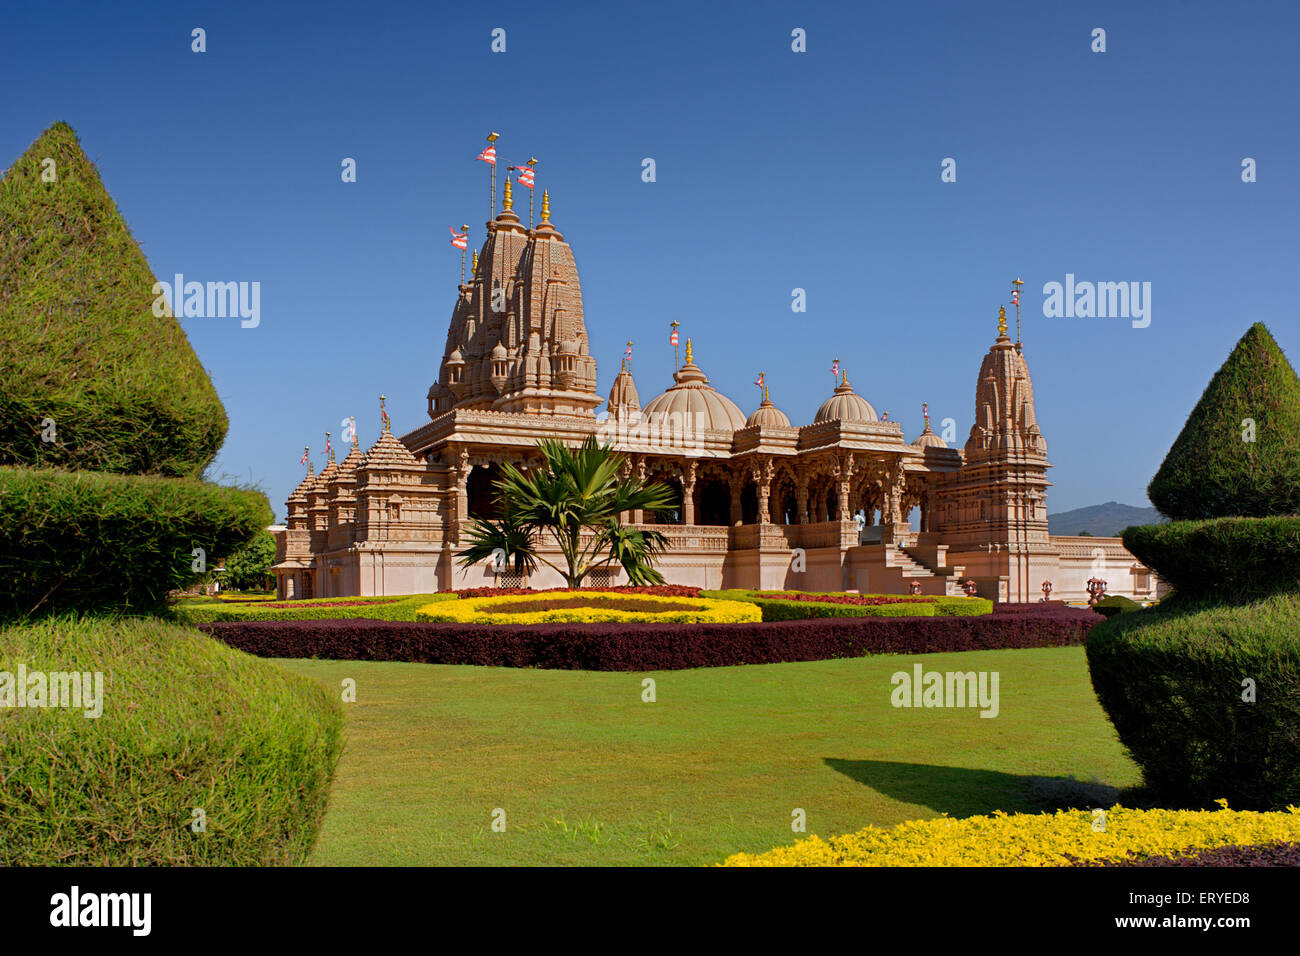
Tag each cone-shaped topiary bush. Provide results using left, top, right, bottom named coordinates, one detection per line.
left=1147, top=323, right=1300, bottom=521
left=0, top=122, right=227, bottom=477
left=0, top=122, right=341, bottom=865
left=1088, top=322, right=1300, bottom=809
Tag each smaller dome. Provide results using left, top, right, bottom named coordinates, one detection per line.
left=746, top=391, right=791, bottom=428
left=913, top=425, right=947, bottom=449
left=814, top=375, right=878, bottom=424
left=607, top=363, right=640, bottom=413
left=557, top=339, right=578, bottom=355
left=491, top=341, right=507, bottom=360
left=447, top=348, right=464, bottom=364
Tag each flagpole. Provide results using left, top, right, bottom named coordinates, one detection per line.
left=460, top=224, right=469, bottom=284
left=486, top=132, right=499, bottom=220
left=670, top=320, right=680, bottom=372
left=527, top=158, right=538, bottom=229
left=1012, top=276, right=1024, bottom=348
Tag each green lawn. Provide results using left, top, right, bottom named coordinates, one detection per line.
left=279, top=646, right=1140, bottom=866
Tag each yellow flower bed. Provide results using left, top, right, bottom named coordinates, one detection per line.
left=722, top=802, right=1300, bottom=866
left=415, top=591, right=762, bottom=624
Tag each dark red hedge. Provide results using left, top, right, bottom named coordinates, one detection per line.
left=198, top=603, right=1098, bottom=671
left=1074, top=842, right=1300, bottom=867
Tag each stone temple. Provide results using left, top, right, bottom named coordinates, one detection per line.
left=273, top=181, right=1159, bottom=603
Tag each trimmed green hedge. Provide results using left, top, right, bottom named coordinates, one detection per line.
left=1086, top=592, right=1300, bottom=809
left=701, top=590, right=991, bottom=621
left=173, top=592, right=455, bottom=624
left=1147, top=323, right=1300, bottom=521
left=1122, top=516, right=1300, bottom=601
left=0, top=123, right=228, bottom=477
left=0, top=466, right=271, bottom=619
left=1093, top=594, right=1144, bottom=619
left=0, top=615, right=343, bottom=865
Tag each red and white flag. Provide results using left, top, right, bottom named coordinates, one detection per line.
left=754, top=372, right=765, bottom=389
left=669, top=329, right=679, bottom=347
left=830, top=358, right=840, bottom=381
left=300, top=446, right=309, bottom=466
left=324, top=434, right=332, bottom=458
left=450, top=227, right=468, bottom=250
left=477, top=145, right=496, bottom=166
left=1011, top=289, right=1020, bottom=307
left=515, top=166, right=535, bottom=190
left=624, top=342, right=633, bottom=360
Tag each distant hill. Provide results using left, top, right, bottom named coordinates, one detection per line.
left=1048, top=502, right=1166, bottom=538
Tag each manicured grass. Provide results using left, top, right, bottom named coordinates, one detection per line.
left=280, top=645, right=1140, bottom=866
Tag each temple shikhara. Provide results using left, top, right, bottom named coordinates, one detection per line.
left=273, top=177, right=1159, bottom=603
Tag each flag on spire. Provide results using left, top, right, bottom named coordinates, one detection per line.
left=300, top=446, right=309, bottom=466
left=1011, top=289, right=1020, bottom=308
left=754, top=371, right=765, bottom=389
left=324, top=432, right=332, bottom=458
left=477, top=144, right=496, bottom=165
left=450, top=226, right=468, bottom=250
left=624, top=341, right=633, bottom=361
left=514, top=165, right=535, bottom=190
left=830, top=358, right=840, bottom=382
left=669, top=328, right=679, bottom=348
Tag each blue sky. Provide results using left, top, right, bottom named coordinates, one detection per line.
left=3, top=0, right=1296, bottom=519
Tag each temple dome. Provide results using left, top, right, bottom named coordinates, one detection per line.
left=746, top=391, right=791, bottom=428
left=642, top=357, right=747, bottom=433
left=607, top=362, right=640, bottom=414
left=814, top=377, right=878, bottom=423
left=913, top=425, right=947, bottom=449
left=490, top=341, right=507, bottom=360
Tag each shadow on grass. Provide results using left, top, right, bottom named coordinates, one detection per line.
left=824, top=758, right=1121, bottom=817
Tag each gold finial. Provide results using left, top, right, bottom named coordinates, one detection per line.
left=923, top=401, right=930, bottom=430
left=842, top=369, right=850, bottom=387
left=763, top=384, right=770, bottom=403
left=685, top=338, right=694, bottom=364
left=472, top=250, right=479, bottom=273
left=503, top=176, right=513, bottom=211
left=540, top=189, right=550, bottom=222
left=998, top=305, right=1008, bottom=336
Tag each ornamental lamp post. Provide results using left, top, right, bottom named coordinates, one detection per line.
left=1086, top=577, right=1108, bottom=606
left=1041, top=580, right=1053, bottom=602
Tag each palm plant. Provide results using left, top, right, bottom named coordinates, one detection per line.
left=456, top=437, right=677, bottom=588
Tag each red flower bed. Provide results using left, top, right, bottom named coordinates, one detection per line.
left=255, top=598, right=402, bottom=610
left=198, top=603, right=1099, bottom=671
left=758, top=592, right=936, bottom=606
left=450, top=585, right=702, bottom=599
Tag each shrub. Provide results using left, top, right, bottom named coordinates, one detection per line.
left=199, top=603, right=1098, bottom=671
left=174, top=592, right=453, bottom=624
left=0, top=123, right=228, bottom=477
left=416, top=592, right=761, bottom=624
left=0, top=466, right=271, bottom=619
left=1147, top=323, right=1300, bottom=521
left=1092, top=594, right=1143, bottom=619
left=223, top=529, right=278, bottom=591
left=1086, top=592, right=1300, bottom=809
left=1087, top=842, right=1300, bottom=867
left=720, top=803, right=1300, bottom=867
left=703, top=589, right=992, bottom=620
left=1122, top=516, right=1300, bottom=600
left=0, top=615, right=343, bottom=865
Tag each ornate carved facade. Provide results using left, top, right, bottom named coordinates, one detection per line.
left=273, top=184, right=1159, bottom=603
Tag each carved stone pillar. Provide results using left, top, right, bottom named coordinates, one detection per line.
left=634, top=456, right=646, bottom=524
left=451, top=447, right=470, bottom=543
left=682, top=460, right=697, bottom=527
left=729, top=472, right=744, bottom=526
left=755, top=457, right=773, bottom=526
left=795, top=471, right=810, bottom=525
left=832, top=453, right=853, bottom=522
left=882, top=460, right=905, bottom=544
